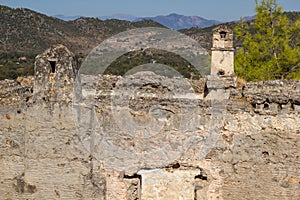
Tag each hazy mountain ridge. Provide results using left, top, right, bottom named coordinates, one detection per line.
left=55, top=14, right=138, bottom=22
left=99, top=14, right=138, bottom=21
left=135, top=13, right=222, bottom=30
left=53, top=14, right=82, bottom=21
left=54, top=13, right=222, bottom=30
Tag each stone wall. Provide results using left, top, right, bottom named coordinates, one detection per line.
left=0, top=72, right=299, bottom=199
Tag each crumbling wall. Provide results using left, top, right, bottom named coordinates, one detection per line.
left=0, top=72, right=299, bottom=199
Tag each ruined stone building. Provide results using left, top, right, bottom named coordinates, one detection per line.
left=0, top=26, right=299, bottom=199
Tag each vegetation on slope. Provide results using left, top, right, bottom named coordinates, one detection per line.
left=235, top=0, right=300, bottom=81
left=104, top=48, right=209, bottom=79
left=0, top=4, right=299, bottom=81
left=0, top=5, right=165, bottom=80
left=0, top=52, right=36, bottom=80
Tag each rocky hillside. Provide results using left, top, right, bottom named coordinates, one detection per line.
left=1, top=5, right=299, bottom=55
left=0, top=5, right=164, bottom=54
left=0, top=5, right=299, bottom=80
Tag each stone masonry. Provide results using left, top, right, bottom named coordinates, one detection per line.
left=211, top=25, right=234, bottom=76
left=0, top=27, right=299, bottom=199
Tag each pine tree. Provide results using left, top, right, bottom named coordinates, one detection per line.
left=234, top=0, right=300, bottom=81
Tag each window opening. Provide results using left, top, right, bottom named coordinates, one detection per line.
left=49, top=61, right=56, bottom=73
left=220, top=31, right=227, bottom=39
left=217, top=69, right=225, bottom=76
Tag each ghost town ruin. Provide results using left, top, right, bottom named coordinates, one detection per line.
left=0, top=26, right=299, bottom=199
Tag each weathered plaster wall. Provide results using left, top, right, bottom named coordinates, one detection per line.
left=0, top=72, right=299, bottom=199
left=211, top=51, right=234, bottom=76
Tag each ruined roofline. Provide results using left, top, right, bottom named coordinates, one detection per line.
left=212, top=25, right=233, bottom=34
left=1, top=73, right=300, bottom=115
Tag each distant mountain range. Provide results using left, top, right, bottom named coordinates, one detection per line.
left=52, top=14, right=82, bottom=21
left=1, top=5, right=299, bottom=55
left=53, top=13, right=138, bottom=22
left=54, top=13, right=222, bottom=30
left=99, top=14, right=138, bottom=21
left=134, top=13, right=222, bottom=30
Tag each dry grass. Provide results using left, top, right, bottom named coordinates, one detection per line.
left=237, top=77, right=246, bottom=88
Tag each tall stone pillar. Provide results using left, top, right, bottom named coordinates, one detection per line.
left=206, top=25, right=236, bottom=100
left=211, top=25, right=234, bottom=76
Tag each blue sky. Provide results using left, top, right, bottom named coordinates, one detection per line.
left=1, top=0, right=299, bottom=21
